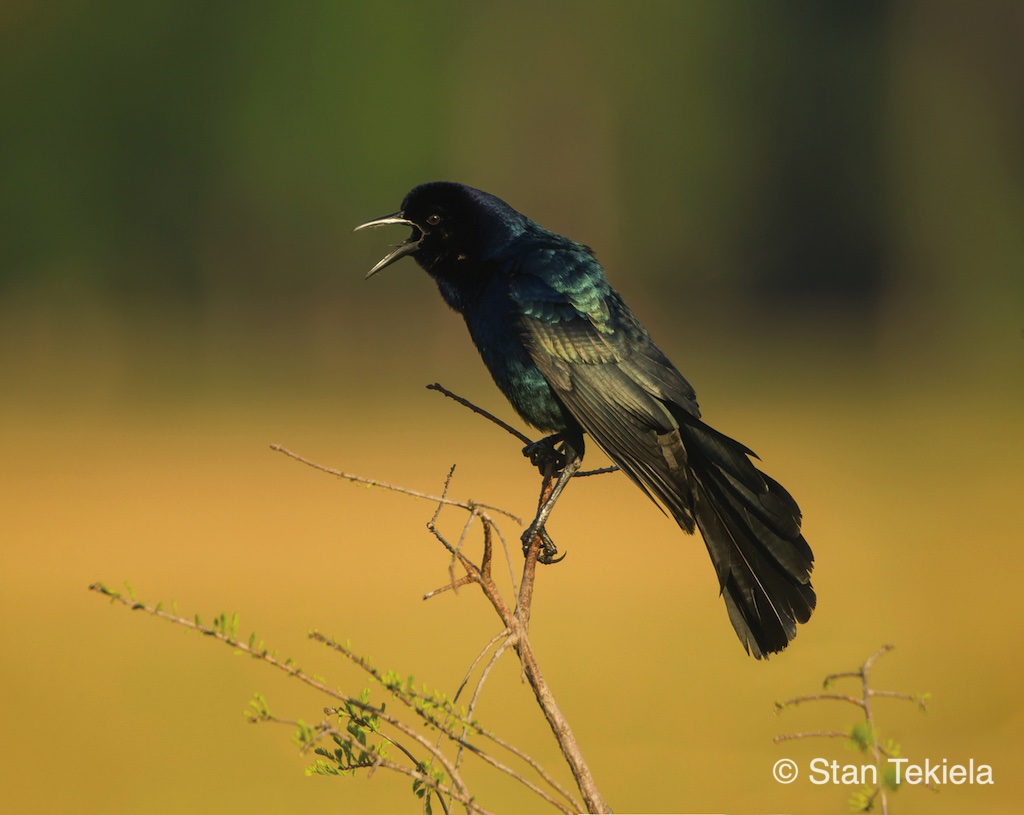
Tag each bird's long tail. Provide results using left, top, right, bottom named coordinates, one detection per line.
left=674, top=415, right=815, bottom=658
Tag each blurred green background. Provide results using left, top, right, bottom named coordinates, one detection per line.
left=2, top=2, right=1022, bottom=813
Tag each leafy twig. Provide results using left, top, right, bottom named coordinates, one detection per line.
left=88, top=583, right=481, bottom=808
left=89, top=581, right=585, bottom=814
left=775, top=644, right=932, bottom=814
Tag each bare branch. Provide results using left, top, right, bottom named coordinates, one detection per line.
left=427, top=382, right=618, bottom=478
left=773, top=730, right=850, bottom=744
left=869, top=690, right=924, bottom=706
left=452, top=628, right=513, bottom=705
left=415, top=457, right=608, bottom=811
left=775, top=693, right=865, bottom=711
left=427, top=382, right=533, bottom=445
left=270, top=443, right=521, bottom=523
left=575, top=465, right=619, bottom=477
left=484, top=514, right=521, bottom=596
left=862, top=643, right=896, bottom=672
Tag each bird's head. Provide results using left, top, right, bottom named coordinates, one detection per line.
left=355, top=182, right=528, bottom=279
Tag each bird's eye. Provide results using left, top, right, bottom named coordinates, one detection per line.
left=426, top=213, right=441, bottom=226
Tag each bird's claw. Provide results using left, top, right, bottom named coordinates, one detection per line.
left=522, top=435, right=567, bottom=475
left=521, top=525, right=565, bottom=565
left=540, top=546, right=567, bottom=565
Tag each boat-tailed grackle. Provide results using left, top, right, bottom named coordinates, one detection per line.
left=357, top=182, right=815, bottom=658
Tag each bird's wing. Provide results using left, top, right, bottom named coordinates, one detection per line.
left=509, top=248, right=814, bottom=658
left=509, top=248, right=704, bottom=521
left=509, top=248, right=700, bottom=417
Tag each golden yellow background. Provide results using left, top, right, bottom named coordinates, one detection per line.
left=2, top=4, right=1022, bottom=813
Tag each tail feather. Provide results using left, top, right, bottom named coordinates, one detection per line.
left=678, top=417, right=815, bottom=658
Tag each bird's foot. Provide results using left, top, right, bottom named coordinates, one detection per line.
left=522, top=434, right=567, bottom=475
left=521, top=525, right=566, bottom=565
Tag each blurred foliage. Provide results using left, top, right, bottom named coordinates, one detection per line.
left=3, top=2, right=1021, bottom=335
left=0, top=0, right=1021, bottom=415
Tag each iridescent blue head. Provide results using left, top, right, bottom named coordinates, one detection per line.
left=355, top=182, right=529, bottom=279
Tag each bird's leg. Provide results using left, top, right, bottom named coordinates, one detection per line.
left=522, top=432, right=567, bottom=475
left=521, top=437, right=583, bottom=564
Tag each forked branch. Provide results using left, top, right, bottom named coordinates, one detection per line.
left=274, top=383, right=610, bottom=811
left=93, top=383, right=610, bottom=813
left=774, top=644, right=932, bottom=815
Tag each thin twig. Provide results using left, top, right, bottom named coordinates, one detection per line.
left=860, top=645, right=890, bottom=815
left=869, top=690, right=923, bottom=704
left=431, top=464, right=458, bottom=527
left=427, top=383, right=532, bottom=445
left=466, top=636, right=517, bottom=737
left=773, top=730, right=850, bottom=744
left=471, top=717, right=583, bottom=814
left=427, top=382, right=618, bottom=478
left=450, top=512, right=478, bottom=589
left=452, top=629, right=513, bottom=705
left=440, top=465, right=474, bottom=593
left=484, top=514, right=520, bottom=596
left=421, top=492, right=607, bottom=812
left=775, top=693, right=865, bottom=710
left=270, top=443, right=521, bottom=523
left=437, top=627, right=510, bottom=803
left=576, top=465, right=619, bottom=477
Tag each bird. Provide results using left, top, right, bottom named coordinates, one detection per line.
left=356, top=182, right=815, bottom=658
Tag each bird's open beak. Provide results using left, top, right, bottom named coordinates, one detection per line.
left=354, top=212, right=422, bottom=278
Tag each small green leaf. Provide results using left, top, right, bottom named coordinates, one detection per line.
left=849, top=722, right=873, bottom=752
left=847, top=788, right=873, bottom=812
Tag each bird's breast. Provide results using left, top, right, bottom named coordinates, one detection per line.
left=463, top=287, right=571, bottom=433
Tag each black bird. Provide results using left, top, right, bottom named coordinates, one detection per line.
left=356, top=182, right=814, bottom=658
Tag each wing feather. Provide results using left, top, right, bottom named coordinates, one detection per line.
left=510, top=255, right=814, bottom=657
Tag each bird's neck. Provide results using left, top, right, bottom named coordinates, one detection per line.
left=423, top=250, right=506, bottom=315
left=434, top=271, right=485, bottom=315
